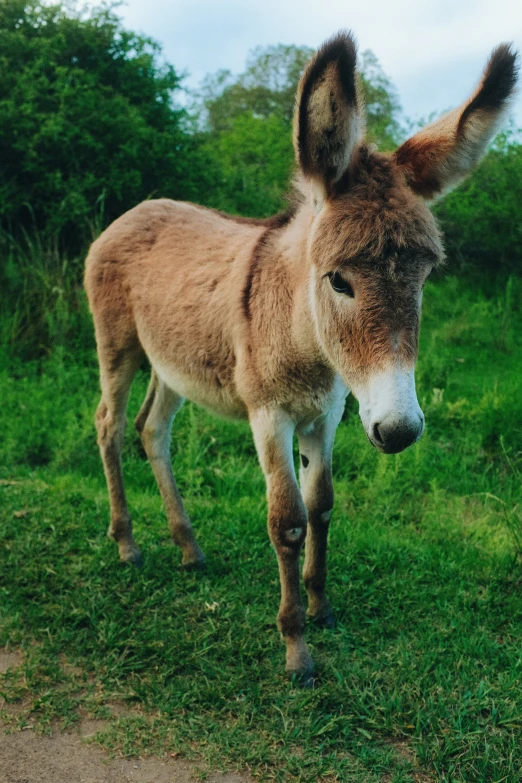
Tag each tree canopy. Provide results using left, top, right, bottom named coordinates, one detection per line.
left=199, top=43, right=404, bottom=147
left=196, top=43, right=404, bottom=217
left=358, top=49, right=403, bottom=150
left=0, top=0, right=519, bottom=280
left=0, top=4, right=408, bottom=236
left=435, top=128, right=522, bottom=278
left=0, top=0, right=205, bottom=246
left=199, top=44, right=314, bottom=132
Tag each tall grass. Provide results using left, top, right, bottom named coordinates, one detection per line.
left=1, top=250, right=522, bottom=781
left=0, top=229, right=94, bottom=360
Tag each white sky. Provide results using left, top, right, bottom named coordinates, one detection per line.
left=119, top=0, right=522, bottom=128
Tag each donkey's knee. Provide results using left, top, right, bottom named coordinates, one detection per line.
left=309, top=499, right=333, bottom=525
left=268, top=505, right=308, bottom=553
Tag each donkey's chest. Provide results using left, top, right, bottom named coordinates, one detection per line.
left=283, top=372, right=349, bottom=427
left=238, top=345, right=346, bottom=423
left=146, top=337, right=345, bottom=425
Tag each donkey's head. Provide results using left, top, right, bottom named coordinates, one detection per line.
left=295, top=32, right=518, bottom=453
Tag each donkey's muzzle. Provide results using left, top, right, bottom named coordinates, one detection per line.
left=369, top=413, right=424, bottom=454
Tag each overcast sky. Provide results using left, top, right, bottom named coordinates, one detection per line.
left=119, top=0, right=522, bottom=128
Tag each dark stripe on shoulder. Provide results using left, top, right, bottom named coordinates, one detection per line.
left=242, top=229, right=271, bottom=321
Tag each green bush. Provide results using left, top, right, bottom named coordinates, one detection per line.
left=0, top=0, right=207, bottom=249
left=435, top=130, right=522, bottom=279
left=199, top=112, right=294, bottom=217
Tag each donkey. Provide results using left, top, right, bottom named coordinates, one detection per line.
left=85, top=32, right=518, bottom=682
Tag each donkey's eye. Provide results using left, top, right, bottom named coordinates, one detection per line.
left=328, top=272, right=354, bottom=298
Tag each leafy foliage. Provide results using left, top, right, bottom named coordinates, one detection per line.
left=197, top=43, right=404, bottom=216
left=435, top=128, right=522, bottom=278
left=0, top=0, right=206, bottom=247
left=196, top=44, right=313, bottom=215
left=199, top=43, right=314, bottom=132
left=201, top=112, right=295, bottom=217
left=358, top=49, right=403, bottom=150
left=199, top=43, right=403, bottom=146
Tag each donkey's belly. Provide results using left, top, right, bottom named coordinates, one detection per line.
left=149, top=353, right=248, bottom=420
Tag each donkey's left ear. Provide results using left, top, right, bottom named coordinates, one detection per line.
left=293, top=31, right=364, bottom=206
left=394, top=44, right=519, bottom=200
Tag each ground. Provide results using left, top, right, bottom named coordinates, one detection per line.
left=1, top=277, right=522, bottom=782
left=0, top=651, right=252, bottom=783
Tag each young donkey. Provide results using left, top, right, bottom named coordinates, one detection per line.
left=85, top=33, right=518, bottom=681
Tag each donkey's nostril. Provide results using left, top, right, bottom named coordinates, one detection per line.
left=369, top=414, right=424, bottom=454
left=372, top=422, right=384, bottom=445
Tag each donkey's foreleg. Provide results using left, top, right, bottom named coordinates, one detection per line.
left=136, top=373, right=205, bottom=569
left=250, top=408, right=312, bottom=681
left=298, top=408, right=343, bottom=628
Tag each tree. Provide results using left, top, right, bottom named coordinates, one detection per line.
left=202, top=113, right=294, bottom=217
left=199, top=44, right=314, bottom=133
left=196, top=43, right=404, bottom=217
left=198, top=43, right=403, bottom=148
left=0, top=0, right=204, bottom=248
left=434, top=128, right=522, bottom=278
left=358, top=50, right=403, bottom=150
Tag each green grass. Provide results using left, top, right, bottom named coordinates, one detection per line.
left=1, top=276, right=522, bottom=782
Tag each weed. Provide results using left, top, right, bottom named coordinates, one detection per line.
left=1, top=276, right=522, bottom=781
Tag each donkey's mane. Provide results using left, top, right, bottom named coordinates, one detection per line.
left=200, top=203, right=299, bottom=230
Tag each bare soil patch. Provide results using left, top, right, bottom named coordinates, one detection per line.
left=0, top=651, right=252, bottom=783
left=0, top=651, right=22, bottom=674
left=0, top=728, right=252, bottom=783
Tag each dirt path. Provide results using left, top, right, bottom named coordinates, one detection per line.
left=0, top=652, right=252, bottom=783
left=0, top=729, right=250, bottom=783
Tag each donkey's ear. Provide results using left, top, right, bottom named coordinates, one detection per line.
left=394, top=44, right=519, bottom=200
left=293, top=31, right=364, bottom=205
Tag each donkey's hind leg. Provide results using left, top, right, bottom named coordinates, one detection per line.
left=96, top=348, right=143, bottom=565
left=135, top=371, right=205, bottom=569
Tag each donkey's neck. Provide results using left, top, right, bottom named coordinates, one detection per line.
left=260, top=206, right=331, bottom=370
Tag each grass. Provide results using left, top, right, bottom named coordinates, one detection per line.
left=1, top=275, right=522, bottom=782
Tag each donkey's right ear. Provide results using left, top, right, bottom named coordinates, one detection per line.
left=293, top=32, right=364, bottom=208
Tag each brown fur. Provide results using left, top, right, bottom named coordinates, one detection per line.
left=395, top=44, right=519, bottom=199
left=85, top=33, right=518, bottom=682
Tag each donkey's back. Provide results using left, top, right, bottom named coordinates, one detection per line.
left=85, top=198, right=268, bottom=418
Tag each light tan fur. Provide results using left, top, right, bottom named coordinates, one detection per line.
left=395, top=43, right=519, bottom=199
left=85, top=32, right=518, bottom=682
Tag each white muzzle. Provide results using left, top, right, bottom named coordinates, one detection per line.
left=357, top=367, right=424, bottom=454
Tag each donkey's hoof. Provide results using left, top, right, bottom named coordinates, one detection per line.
left=182, top=556, right=206, bottom=571
left=308, top=608, right=336, bottom=629
left=119, top=546, right=143, bottom=568
left=179, top=542, right=205, bottom=571
left=285, top=643, right=314, bottom=687
left=287, top=667, right=315, bottom=689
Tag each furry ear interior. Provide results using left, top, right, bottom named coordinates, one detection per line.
left=293, top=31, right=364, bottom=205
left=394, top=44, right=519, bottom=200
